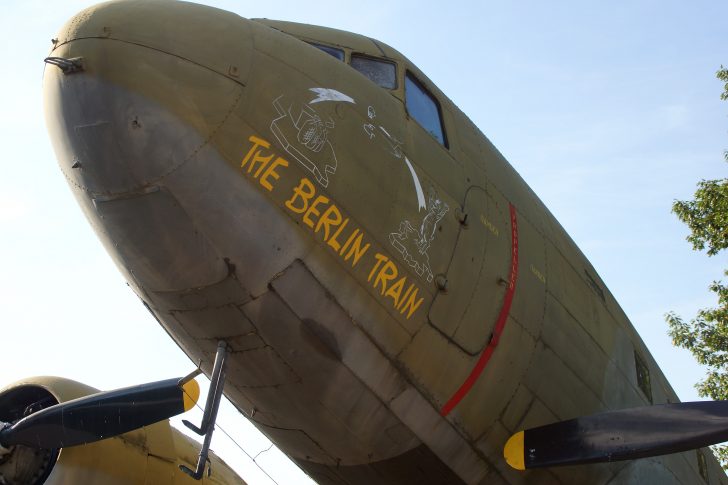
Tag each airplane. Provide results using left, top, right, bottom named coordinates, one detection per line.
left=25, top=0, right=728, bottom=483
left=0, top=375, right=245, bottom=484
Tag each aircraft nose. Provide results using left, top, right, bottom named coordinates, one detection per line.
left=43, top=0, right=252, bottom=196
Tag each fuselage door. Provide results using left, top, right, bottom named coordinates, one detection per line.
left=428, top=186, right=511, bottom=354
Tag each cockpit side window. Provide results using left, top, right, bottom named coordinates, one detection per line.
left=309, top=42, right=344, bottom=61
left=405, top=72, right=447, bottom=146
left=351, top=54, right=397, bottom=89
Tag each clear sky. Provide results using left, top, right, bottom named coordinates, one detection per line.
left=1, top=1, right=726, bottom=483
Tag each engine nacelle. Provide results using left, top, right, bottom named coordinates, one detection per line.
left=0, top=377, right=245, bottom=484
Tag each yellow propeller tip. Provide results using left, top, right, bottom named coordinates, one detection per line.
left=504, top=430, right=526, bottom=471
left=181, top=379, right=200, bottom=412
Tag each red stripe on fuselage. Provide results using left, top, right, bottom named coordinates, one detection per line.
left=440, top=203, right=519, bottom=417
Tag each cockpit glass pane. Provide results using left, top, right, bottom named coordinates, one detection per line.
left=351, top=55, right=396, bottom=89
left=310, top=43, right=344, bottom=61
left=405, top=72, right=446, bottom=146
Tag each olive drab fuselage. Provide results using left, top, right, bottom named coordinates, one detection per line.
left=42, top=2, right=726, bottom=484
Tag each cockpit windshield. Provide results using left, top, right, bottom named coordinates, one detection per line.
left=351, top=54, right=396, bottom=90
left=309, top=42, right=344, bottom=61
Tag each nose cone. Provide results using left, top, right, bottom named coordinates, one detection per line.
left=44, top=0, right=252, bottom=196
left=43, top=0, right=253, bottom=292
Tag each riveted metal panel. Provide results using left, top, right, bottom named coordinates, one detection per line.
left=429, top=186, right=510, bottom=355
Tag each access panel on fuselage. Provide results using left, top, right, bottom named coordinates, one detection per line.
left=428, top=186, right=511, bottom=355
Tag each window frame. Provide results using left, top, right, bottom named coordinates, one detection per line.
left=696, top=450, right=709, bottom=483
left=634, top=350, right=653, bottom=404
left=307, top=42, right=345, bottom=62
left=404, top=70, right=449, bottom=148
left=350, top=53, right=398, bottom=90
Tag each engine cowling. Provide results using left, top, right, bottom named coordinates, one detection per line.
left=0, top=377, right=245, bottom=484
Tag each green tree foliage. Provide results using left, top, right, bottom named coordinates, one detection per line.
left=666, top=66, right=728, bottom=467
left=720, top=66, right=728, bottom=102
left=671, top=178, right=728, bottom=256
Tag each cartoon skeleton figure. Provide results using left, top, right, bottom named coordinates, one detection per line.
left=416, top=195, right=449, bottom=254
left=390, top=191, right=449, bottom=282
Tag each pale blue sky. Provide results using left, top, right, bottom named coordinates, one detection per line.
left=1, top=1, right=726, bottom=483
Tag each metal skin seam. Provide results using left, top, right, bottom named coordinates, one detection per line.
left=441, top=203, right=519, bottom=417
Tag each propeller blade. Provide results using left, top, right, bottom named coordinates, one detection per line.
left=504, top=400, right=728, bottom=470
left=0, top=377, right=199, bottom=449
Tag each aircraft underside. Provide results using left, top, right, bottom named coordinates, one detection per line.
left=35, top=1, right=728, bottom=484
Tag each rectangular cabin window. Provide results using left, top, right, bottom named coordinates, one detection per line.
left=405, top=72, right=447, bottom=147
left=634, top=351, right=653, bottom=404
left=351, top=54, right=396, bottom=89
left=697, top=450, right=709, bottom=483
left=309, top=42, right=344, bottom=61
left=584, top=270, right=606, bottom=303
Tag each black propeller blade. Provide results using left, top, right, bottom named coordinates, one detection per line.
left=504, top=400, right=728, bottom=469
left=0, top=377, right=199, bottom=449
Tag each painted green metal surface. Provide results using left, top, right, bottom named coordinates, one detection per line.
left=40, top=1, right=728, bottom=484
